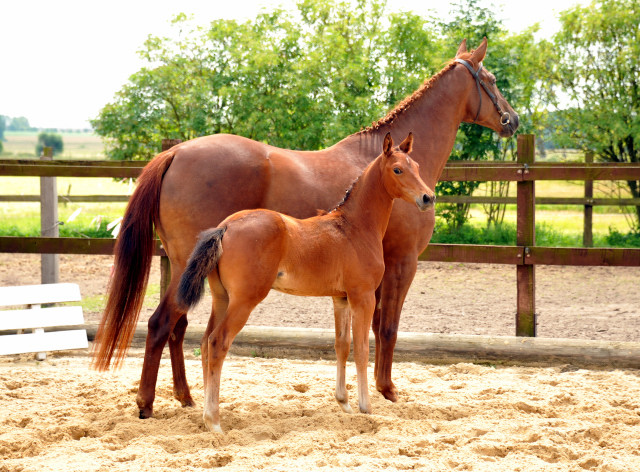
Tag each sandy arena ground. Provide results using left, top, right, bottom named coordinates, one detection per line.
left=1, top=353, right=640, bottom=472
left=1, top=254, right=640, bottom=471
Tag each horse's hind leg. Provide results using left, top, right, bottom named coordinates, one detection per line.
left=332, top=296, right=352, bottom=413
left=136, top=279, right=187, bottom=419
left=169, top=313, right=194, bottom=407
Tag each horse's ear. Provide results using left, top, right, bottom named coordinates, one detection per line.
left=470, top=37, right=488, bottom=64
left=398, top=132, right=413, bottom=154
left=383, top=132, right=393, bottom=156
left=455, top=39, right=468, bottom=57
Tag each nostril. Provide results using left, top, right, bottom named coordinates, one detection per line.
left=422, top=194, right=434, bottom=205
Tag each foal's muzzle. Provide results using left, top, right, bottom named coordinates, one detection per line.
left=416, top=193, right=436, bottom=211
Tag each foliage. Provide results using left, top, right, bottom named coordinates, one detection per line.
left=0, top=115, right=5, bottom=141
left=35, top=132, right=64, bottom=156
left=7, top=116, right=33, bottom=131
left=91, top=0, right=544, bottom=167
left=550, top=0, right=640, bottom=230
left=606, top=228, right=640, bottom=248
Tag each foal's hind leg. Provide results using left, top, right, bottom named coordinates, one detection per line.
left=203, top=296, right=261, bottom=433
left=332, top=296, right=352, bottom=413
left=136, top=279, right=187, bottom=419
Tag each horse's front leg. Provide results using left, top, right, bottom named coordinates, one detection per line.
left=137, top=280, right=187, bottom=418
left=348, top=291, right=376, bottom=414
left=372, top=251, right=418, bottom=402
left=332, top=296, right=352, bottom=413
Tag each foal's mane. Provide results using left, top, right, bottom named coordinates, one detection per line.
left=360, top=52, right=474, bottom=133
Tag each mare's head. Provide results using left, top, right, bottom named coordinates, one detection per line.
left=454, top=38, right=519, bottom=137
left=381, top=133, right=435, bottom=211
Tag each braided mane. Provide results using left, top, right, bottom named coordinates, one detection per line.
left=360, top=52, right=474, bottom=133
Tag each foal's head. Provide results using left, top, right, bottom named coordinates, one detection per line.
left=381, top=133, right=435, bottom=211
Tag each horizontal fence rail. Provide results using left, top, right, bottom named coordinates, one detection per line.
left=3, top=194, right=640, bottom=207
left=2, top=158, right=640, bottom=181
left=1, top=135, right=640, bottom=341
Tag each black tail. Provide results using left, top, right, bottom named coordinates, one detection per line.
left=177, top=227, right=226, bottom=309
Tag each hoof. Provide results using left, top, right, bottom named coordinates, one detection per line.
left=180, top=397, right=196, bottom=408
left=338, top=401, right=353, bottom=414
left=138, top=408, right=153, bottom=419
left=359, top=404, right=372, bottom=414
left=377, top=384, right=399, bottom=403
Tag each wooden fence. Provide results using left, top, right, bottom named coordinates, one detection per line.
left=1, top=135, right=640, bottom=338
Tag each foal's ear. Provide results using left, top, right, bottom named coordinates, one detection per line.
left=455, top=39, right=468, bottom=57
left=383, top=132, right=393, bottom=156
left=398, top=132, right=413, bottom=154
left=470, top=37, right=488, bottom=64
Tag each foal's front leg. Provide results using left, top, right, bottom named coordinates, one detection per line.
left=348, top=291, right=376, bottom=414
left=332, top=296, right=352, bottom=413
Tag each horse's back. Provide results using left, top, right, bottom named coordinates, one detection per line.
left=156, top=134, right=362, bottom=265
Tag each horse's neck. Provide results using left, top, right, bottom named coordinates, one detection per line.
left=336, top=158, right=393, bottom=240
left=337, top=65, right=467, bottom=188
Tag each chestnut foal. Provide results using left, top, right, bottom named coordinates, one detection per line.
left=177, top=133, right=434, bottom=432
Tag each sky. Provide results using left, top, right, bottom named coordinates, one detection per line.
left=1, top=0, right=589, bottom=130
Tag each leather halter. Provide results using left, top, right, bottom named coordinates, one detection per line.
left=455, top=58, right=511, bottom=126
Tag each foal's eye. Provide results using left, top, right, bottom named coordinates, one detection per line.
left=393, top=168, right=403, bottom=175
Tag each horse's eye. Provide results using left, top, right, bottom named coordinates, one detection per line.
left=393, top=168, right=403, bottom=175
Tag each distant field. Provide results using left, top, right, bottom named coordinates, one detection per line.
left=0, top=134, right=637, bottom=244
left=1, top=131, right=104, bottom=159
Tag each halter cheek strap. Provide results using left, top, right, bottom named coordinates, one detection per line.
left=454, top=58, right=511, bottom=126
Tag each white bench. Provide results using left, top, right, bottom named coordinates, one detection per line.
left=0, top=283, right=88, bottom=359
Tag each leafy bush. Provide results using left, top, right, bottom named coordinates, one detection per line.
left=606, top=228, right=640, bottom=248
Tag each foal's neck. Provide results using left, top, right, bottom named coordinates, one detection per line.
left=334, top=157, right=394, bottom=240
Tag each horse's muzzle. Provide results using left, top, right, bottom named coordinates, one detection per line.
left=499, top=112, right=520, bottom=137
left=416, top=194, right=436, bottom=211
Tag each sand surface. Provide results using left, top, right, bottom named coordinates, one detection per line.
left=1, top=353, right=640, bottom=471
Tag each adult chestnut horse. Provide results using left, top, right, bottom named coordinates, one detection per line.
left=93, top=38, right=519, bottom=419
left=177, top=133, right=434, bottom=432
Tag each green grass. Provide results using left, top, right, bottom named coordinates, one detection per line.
left=1, top=131, right=104, bottom=159
left=64, top=283, right=160, bottom=313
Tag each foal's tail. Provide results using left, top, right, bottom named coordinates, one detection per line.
left=177, top=227, right=226, bottom=309
left=92, top=149, right=176, bottom=371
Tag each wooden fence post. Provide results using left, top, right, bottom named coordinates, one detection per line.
left=516, top=135, right=536, bottom=337
left=583, top=151, right=594, bottom=247
left=159, top=139, right=182, bottom=298
left=40, top=146, right=59, bottom=284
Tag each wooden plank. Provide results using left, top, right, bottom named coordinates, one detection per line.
left=516, top=135, right=536, bottom=337
left=0, top=283, right=81, bottom=306
left=0, top=330, right=88, bottom=355
left=0, top=195, right=130, bottom=202
left=419, top=244, right=521, bottom=264
left=0, top=237, right=166, bottom=256
left=525, top=163, right=640, bottom=181
left=84, top=324, right=640, bottom=369
left=0, top=306, right=83, bottom=330
left=526, top=247, right=640, bottom=266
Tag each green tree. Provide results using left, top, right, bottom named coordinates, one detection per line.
left=7, top=116, right=32, bottom=131
left=36, top=132, right=64, bottom=156
left=0, top=115, right=6, bottom=141
left=551, top=0, right=640, bottom=230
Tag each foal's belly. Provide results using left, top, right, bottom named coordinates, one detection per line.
left=271, top=269, right=345, bottom=298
